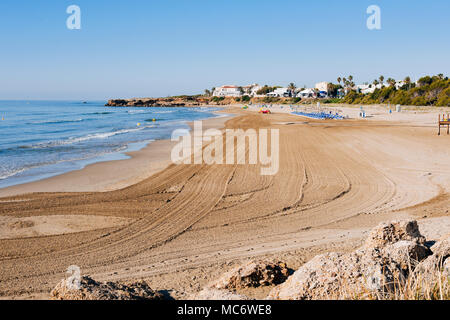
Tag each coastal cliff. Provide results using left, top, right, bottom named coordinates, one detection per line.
left=106, top=96, right=305, bottom=107
left=106, top=96, right=211, bottom=107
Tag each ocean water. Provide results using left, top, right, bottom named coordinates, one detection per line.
left=0, top=101, right=219, bottom=189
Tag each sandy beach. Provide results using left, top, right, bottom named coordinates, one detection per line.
left=1, top=105, right=449, bottom=299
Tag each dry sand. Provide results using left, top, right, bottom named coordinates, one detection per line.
left=0, top=105, right=449, bottom=299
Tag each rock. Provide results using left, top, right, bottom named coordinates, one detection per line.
left=192, top=288, right=250, bottom=300
left=444, top=259, right=450, bottom=276
left=364, top=220, right=426, bottom=249
left=50, top=276, right=164, bottom=300
left=105, top=96, right=208, bottom=107
left=382, top=240, right=431, bottom=271
left=267, top=252, right=347, bottom=300
left=268, top=220, right=433, bottom=300
left=416, top=234, right=450, bottom=276
left=210, top=261, right=290, bottom=290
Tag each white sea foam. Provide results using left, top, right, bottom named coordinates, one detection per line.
left=18, top=125, right=154, bottom=150
left=0, top=168, right=27, bottom=180
left=29, top=118, right=84, bottom=125
left=0, top=146, right=128, bottom=181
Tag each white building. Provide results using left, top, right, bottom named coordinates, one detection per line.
left=315, top=82, right=330, bottom=92
left=243, top=84, right=263, bottom=97
left=250, top=85, right=263, bottom=96
left=213, top=84, right=265, bottom=97
left=267, top=87, right=292, bottom=97
left=355, top=80, right=406, bottom=94
left=356, top=84, right=376, bottom=94
left=297, top=88, right=316, bottom=98
left=213, top=85, right=243, bottom=97
left=395, top=80, right=406, bottom=90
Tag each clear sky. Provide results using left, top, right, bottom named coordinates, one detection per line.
left=1, top=0, right=449, bottom=100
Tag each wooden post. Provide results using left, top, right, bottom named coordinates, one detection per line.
left=438, top=114, right=441, bottom=135
left=448, top=114, right=450, bottom=135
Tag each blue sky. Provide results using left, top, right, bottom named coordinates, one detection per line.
left=0, top=0, right=449, bottom=100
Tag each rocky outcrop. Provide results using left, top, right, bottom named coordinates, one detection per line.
left=49, top=220, right=449, bottom=300
left=416, top=234, right=450, bottom=277
left=50, top=276, right=164, bottom=300
left=106, top=96, right=210, bottom=107
left=268, top=220, right=435, bottom=300
left=210, top=261, right=290, bottom=290
left=363, top=220, right=426, bottom=249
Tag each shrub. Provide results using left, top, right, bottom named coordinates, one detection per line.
left=412, top=96, right=427, bottom=106
left=323, top=98, right=343, bottom=104
left=211, top=96, right=225, bottom=103
left=436, top=87, right=450, bottom=106
left=342, top=91, right=363, bottom=104
left=241, top=95, right=251, bottom=102
left=391, top=91, right=412, bottom=105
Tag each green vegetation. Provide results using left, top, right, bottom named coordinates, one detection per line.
left=211, top=96, right=225, bottom=103
left=257, top=85, right=281, bottom=95
left=241, top=95, right=251, bottom=102
left=286, top=97, right=302, bottom=104
left=342, top=74, right=450, bottom=106
left=262, top=96, right=280, bottom=103
left=323, top=98, right=343, bottom=104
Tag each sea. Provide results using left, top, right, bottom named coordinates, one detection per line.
left=0, top=100, right=220, bottom=189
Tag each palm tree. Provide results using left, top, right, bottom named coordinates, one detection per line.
left=404, top=77, right=411, bottom=90
left=327, top=83, right=335, bottom=97
left=348, top=75, right=353, bottom=82
left=387, top=78, right=396, bottom=87
left=288, top=82, right=296, bottom=91
left=379, top=75, right=384, bottom=86
left=373, top=79, right=379, bottom=86
left=343, top=78, right=347, bottom=87
left=204, top=89, right=211, bottom=97
left=438, top=73, right=444, bottom=80
left=337, top=77, right=342, bottom=85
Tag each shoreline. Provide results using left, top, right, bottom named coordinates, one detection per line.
left=0, top=109, right=232, bottom=198
left=1, top=103, right=444, bottom=198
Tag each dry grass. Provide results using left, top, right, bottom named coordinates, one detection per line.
left=332, top=258, right=449, bottom=300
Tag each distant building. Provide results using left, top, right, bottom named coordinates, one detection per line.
left=243, top=84, right=262, bottom=97
left=318, top=91, right=328, bottom=98
left=213, top=85, right=243, bottom=97
left=356, top=84, right=377, bottom=94
left=267, top=87, right=293, bottom=97
left=394, top=80, right=406, bottom=90
left=355, top=80, right=408, bottom=94
left=315, top=82, right=330, bottom=92
left=297, top=88, right=316, bottom=98
left=250, top=85, right=263, bottom=97
left=213, top=84, right=264, bottom=97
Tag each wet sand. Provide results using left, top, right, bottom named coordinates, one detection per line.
left=0, top=105, right=449, bottom=299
